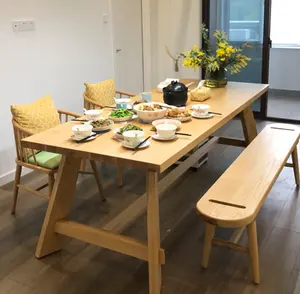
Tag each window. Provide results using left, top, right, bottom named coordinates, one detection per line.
left=271, top=0, right=300, bottom=46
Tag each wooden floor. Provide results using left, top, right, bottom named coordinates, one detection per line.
left=1, top=119, right=300, bottom=294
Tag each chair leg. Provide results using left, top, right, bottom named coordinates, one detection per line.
left=117, top=164, right=123, bottom=187
left=202, top=223, right=215, bottom=268
left=80, top=160, right=87, bottom=172
left=48, top=173, right=55, bottom=197
left=247, top=220, right=260, bottom=285
left=90, top=160, right=105, bottom=202
left=11, top=164, right=22, bottom=215
left=292, top=147, right=300, bottom=186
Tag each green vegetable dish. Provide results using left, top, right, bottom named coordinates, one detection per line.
left=109, top=109, right=133, bottom=118
left=118, top=124, right=143, bottom=135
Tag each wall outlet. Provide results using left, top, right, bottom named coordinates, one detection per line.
left=12, top=20, right=35, bottom=32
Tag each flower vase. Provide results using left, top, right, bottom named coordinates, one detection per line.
left=204, top=68, right=228, bottom=88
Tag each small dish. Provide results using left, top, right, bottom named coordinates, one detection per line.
left=88, top=119, right=114, bottom=132
left=84, top=109, right=102, bottom=121
left=122, top=140, right=150, bottom=149
left=191, top=111, right=214, bottom=119
left=109, top=115, right=133, bottom=123
left=152, top=119, right=182, bottom=130
left=152, top=134, right=177, bottom=141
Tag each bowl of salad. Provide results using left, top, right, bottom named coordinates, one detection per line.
left=109, top=109, right=133, bottom=122
left=113, top=124, right=143, bottom=140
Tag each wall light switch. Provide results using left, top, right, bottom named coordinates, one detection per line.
left=12, top=20, right=35, bottom=32
left=102, top=14, right=109, bottom=24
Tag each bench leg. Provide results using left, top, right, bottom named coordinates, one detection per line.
left=202, top=223, right=215, bottom=268
left=247, top=220, right=260, bottom=285
left=292, top=147, right=300, bottom=186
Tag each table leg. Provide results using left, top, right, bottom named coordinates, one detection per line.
left=35, top=155, right=81, bottom=258
left=240, top=106, right=258, bottom=145
left=147, top=171, right=162, bottom=294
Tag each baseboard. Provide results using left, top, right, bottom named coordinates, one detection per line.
left=0, top=167, right=31, bottom=186
left=269, top=88, right=300, bottom=98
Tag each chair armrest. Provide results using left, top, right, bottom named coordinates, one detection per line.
left=57, top=109, right=82, bottom=118
left=115, top=90, right=136, bottom=97
left=83, top=95, right=104, bottom=109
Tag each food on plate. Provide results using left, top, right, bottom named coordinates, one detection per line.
left=117, top=124, right=143, bottom=135
left=91, top=119, right=112, bottom=128
left=109, top=109, right=133, bottom=118
left=167, top=108, right=191, bottom=118
left=137, top=103, right=164, bottom=111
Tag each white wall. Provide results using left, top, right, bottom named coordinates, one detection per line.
left=269, top=48, right=300, bottom=91
left=150, top=0, right=202, bottom=86
left=0, top=0, right=114, bottom=184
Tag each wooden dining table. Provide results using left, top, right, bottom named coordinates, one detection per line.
left=22, top=80, right=268, bottom=294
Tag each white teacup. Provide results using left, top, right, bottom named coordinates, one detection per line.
left=192, top=104, right=211, bottom=116
left=156, top=124, right=177, bottom=139
left=72, top=124, right=93, bottom=140
left=123, top=130, right=145, bottom=147
left=84, top=109, right=102, bottom=121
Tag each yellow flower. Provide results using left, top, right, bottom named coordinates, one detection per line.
left=220, top=57, right=226, bottom=62
left=192, top=45, right=200, bottom=52
left=216, top=48, right=225, bottom=57
left=218, top=42, right=227, bottom=49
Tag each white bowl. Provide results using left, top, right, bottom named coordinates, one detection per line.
left=123, top=130, right=145, bottom=147
left=84, top=109, right=102, bottom=120
left=192, top=104, right=211, bottom=116
left=156, top=124, right=177, bottom=139
left=134, top=103, right=168, bottom=123
left=72, top=124, right=93, bottom=140
left=152, top=119, right=181, bottom=130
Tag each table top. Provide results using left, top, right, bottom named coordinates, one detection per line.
left=22, top=80, right=268, bottom=173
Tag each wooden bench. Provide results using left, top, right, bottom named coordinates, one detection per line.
left=196, top=124, right=300, bottom=284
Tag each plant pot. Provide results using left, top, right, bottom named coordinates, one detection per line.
left=204, top=68, right=228, bottom=88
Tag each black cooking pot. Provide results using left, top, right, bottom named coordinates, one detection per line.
left=163, top=81, right=188, bottom=106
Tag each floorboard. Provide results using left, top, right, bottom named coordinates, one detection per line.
left=0, top=119, right=299, bottom=293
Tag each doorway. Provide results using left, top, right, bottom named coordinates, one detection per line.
left=111, top=0, right=144, bottom=94
left=266, top=0, right=300, bottom=123
left=202, top=0, right=272, bottom=118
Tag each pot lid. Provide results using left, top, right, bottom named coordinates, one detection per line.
left=163, top=81, right=187, bottom=92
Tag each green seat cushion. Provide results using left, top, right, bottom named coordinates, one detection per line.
left=28, top=151, right=61, bottom=169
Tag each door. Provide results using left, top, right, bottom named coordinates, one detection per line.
left=111, top=0, right=144, bottom=94
left=203, top=0, right=271, bottom=117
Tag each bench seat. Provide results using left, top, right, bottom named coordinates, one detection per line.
left=196, top=124, right=300, bottom=284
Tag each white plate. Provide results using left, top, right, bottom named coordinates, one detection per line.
left=191, top=112, right=214, bottom=119
left=166, top=116, right=192, bottom=122
left=71, top=132, right=97, bottom=142
left=152, top=134, right=177, bottom=141
left=113, top=128, right=124, bottom=140
left=122, top=140, right=150, bottom=149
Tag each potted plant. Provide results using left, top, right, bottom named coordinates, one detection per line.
left=182, top=25, right=251, bottom=88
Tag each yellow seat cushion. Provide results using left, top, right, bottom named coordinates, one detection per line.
left=11, top=95, right=60, bottom=134
left=84, top=79, right=115, bottom=106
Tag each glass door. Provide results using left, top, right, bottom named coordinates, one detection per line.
left=203, top=0, right=271, bottom=117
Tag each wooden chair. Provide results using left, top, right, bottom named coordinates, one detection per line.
left=83, top=90, right=136, bottom=110
left=11, top=109, right=105, bottom=214
left=196, top=125, right=300, bottom=284
left=83, top=90, right=136, bottom=187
